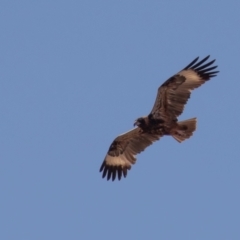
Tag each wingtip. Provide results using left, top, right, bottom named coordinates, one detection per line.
left=99, top=163, right=131, bottom=181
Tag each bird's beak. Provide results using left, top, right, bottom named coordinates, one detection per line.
left=134, top=120, right=138, bottom=127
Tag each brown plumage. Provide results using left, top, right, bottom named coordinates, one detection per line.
left=100, top=56, right=219, bottom=181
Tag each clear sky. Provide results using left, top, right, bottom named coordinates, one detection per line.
left=1, top=1, right=240, bottom=239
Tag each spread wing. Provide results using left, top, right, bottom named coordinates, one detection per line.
left=100, top=128, right=162, bottom=181
left=150, top=56, right=219, bottom=120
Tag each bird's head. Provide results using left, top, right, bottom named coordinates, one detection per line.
left=134, top=117, right=146, bottom=127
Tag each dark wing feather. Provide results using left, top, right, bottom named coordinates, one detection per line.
left=100, top=128, right=162, bottom=181
left=150, top=56, right=219, bottom=119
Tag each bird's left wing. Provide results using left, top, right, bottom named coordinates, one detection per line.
left=150, top=56, right=219, bottom=120
left=100, top=127, right=162, bottom=181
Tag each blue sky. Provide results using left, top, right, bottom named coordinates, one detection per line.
left=1, top=1, right=240, bottom=239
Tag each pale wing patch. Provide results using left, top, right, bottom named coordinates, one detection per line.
left=100, top=153, right=134, bottom=181
left=150, top=56, right=218, bottom=119
left=178, top=69, right=201, bottom=82
left=178, top=69, right=205, bottom=90
left=104, top=153, right=134, bottom=168
left=100, top=132, right=161, bottom=181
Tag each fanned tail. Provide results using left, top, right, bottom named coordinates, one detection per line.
left=171, top=118, right=197, bottom=143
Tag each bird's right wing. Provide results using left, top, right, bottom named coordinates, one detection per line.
left=100, top=127, right=162, bottom=181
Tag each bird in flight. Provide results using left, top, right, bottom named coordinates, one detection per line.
left=100, top=56, right=219, bottom=181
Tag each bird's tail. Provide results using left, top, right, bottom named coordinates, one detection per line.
left=171, top=118, right=197, bottom=143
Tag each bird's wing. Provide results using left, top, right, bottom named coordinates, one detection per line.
left=150, top=56, right=219, bottom=120
left=100, top=127, right=162, bottom=181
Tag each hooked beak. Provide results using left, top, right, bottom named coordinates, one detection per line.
left=134, top=120, right=138, bottom=127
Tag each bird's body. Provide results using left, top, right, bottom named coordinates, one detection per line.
left=100, top=56, right=219, bottom=181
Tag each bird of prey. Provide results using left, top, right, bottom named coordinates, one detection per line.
left=100, top=56, right=218, bottom=181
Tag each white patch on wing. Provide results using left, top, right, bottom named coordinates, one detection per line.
left=104, top=154, right=132, bottom=167
left=178, top=70, right=201, bottom=82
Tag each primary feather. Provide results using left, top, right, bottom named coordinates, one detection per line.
left=100, top=128, right=162, bottom=181
left=151, top=55, right=218, bottom=120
